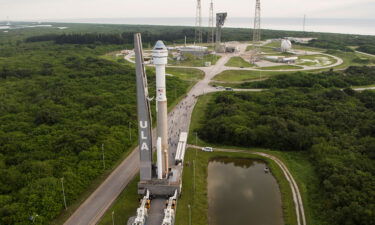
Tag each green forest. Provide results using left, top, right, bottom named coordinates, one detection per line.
left=0, top=38, right=190, bottom=224
left=239, top=66, right=375, bottom=89
left=302, top=34, right=375, bottom=54
left=196, top=85, right=375, bottom=225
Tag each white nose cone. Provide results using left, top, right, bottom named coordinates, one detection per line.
left=153, top=40, right=167, bottom=50
left=152, top=40, right=168, bottom=65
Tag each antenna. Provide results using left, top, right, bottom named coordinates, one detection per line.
left=207, top=0, right=214, bottom=45
left=195, top=0, right=203, bottom=44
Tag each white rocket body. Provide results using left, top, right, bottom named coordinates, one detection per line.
left=152, top=41, right=169, bottom=179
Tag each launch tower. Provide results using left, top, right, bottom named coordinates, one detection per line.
left=251, top=0, right=261, bottom=62
left=195, top=0, right=203, bottom=44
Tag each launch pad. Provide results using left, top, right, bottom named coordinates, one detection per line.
left=137, top=166, right=182, bottom=196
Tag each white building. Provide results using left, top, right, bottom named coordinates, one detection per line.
left=281, top=39, right=292, bottom=52
left=265, top=56, right=298, bottom=64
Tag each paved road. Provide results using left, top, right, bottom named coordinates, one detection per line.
left=355, top=50, right=375, bottom=58
left=188, top=145, right=306, bottom=225
left=64, top=148, right=139, bottom=225
left=352, top=87, right=375, bottom=91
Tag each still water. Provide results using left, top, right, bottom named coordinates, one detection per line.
left=208, top=158, right=284, bottom=225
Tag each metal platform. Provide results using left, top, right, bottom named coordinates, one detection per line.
left=138, top=166, right=182, bottom=197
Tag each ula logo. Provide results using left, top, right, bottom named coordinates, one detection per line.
left=139, top=121, right=149, bottom=151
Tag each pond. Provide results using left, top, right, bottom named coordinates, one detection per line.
left=208, top=158, right=284, bottom=225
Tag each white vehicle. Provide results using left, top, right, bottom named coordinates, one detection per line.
left=175, top=132, right=188, bottom=165
left=201, top=147, right=213, bottom=152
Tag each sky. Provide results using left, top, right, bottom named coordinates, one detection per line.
left=1, top=0, right=375, bottom=21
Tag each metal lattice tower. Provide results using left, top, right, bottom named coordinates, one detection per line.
left=207, top=0, right=214, bottom=44
left=195, top=0, right=203, bottom=44
left=252, top=0, right=261, bottom=51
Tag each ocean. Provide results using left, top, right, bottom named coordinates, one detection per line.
left=49, top=17, right=375, bottom=36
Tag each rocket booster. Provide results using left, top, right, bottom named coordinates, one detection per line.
left=152, top=41, right=169, bottom=179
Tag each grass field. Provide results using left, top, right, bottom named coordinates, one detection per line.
left=259, top=65, right=303, bottom=70
left=296, top=54, right=337, bottom=67
left=169, top=54, right=221, bottom=67
left=212, top=48, right=373, bottom=83
left=98, top=177, right=140, bottom=225
left=293, top=44, right=325, bottom=52
left=246, top=45, right=281, bottom=54
left=264, top=41, right=282, bottom=48
left=270, top=151, right=329, bottom=225
left=225, top=56, right=254, bottom=68
left=327, top=50, right=375, bottom=70
left=213, top=70, right=289, bottom=82
left=166, top=67, right=205, bottom=81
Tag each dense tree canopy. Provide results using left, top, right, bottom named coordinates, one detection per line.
left=302, top=34, right=375, bottom=55
left=0, top=41, right=190, bottom=224
left=304, top=39, right=354, bottom=52
left=197, top=88, right=375, bottom=225
left=357, top=45, right=375, bottom=55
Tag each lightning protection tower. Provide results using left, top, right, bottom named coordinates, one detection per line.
left=207, top=0, right=214, bottom=45
left=195, top=0, right=203, bottom=44
left=252, top=0, right=261, bottom=52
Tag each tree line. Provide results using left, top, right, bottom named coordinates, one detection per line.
left=23, top=28, right=375, bottom=56
left=25, top=30, right=197, bottom=45
left=239, top=66, right=375, bottom=89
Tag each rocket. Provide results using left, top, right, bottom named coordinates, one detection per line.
left=152, top=41, right=169, bottom=179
